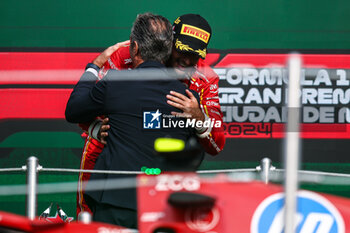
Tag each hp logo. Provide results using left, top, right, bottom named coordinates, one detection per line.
left=251, top=191, right=344, bottom=233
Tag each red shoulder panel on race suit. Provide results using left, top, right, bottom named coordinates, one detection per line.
left=190, top=59, right=225, bottom=155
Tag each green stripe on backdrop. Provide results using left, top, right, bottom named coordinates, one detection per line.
left=0, top=148, right=80, bottom=168
left=0, top=132, right=82, bottom=168
left=0, top=132, right=83, bottom=149
left=1, top=0, right=350, bottom=49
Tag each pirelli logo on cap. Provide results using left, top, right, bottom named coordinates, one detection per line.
left=180, top=24, right=210, bottom=44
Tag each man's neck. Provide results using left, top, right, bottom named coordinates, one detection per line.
left=132, top=56, right=144, bottom=68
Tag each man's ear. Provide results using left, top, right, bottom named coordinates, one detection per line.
left=130, top=39, right=139, bottom=57
left=132, top=41, right=139, bottom=56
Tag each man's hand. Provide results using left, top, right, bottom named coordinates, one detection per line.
left=166, top=90, right=205, bottom=121
left=93, top=40, right=130, bottom=68
left=99, top=118, right=110, bottom=145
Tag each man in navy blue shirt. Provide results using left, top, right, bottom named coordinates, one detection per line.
left=65, top=13, right=201, bottom=228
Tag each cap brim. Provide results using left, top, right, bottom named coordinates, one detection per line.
left=174, top=37, right=207, bottom=59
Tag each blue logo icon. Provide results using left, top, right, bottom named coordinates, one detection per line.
left=251, top=191, right=344, bottom=233
left=143, top=109, right=162, bottom=129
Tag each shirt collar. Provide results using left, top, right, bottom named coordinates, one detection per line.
left=136, top=61, right=165, bottom=69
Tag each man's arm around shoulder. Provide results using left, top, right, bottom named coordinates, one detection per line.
left=65, top=69, right=106, bottom=123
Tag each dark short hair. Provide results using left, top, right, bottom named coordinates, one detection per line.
left=130, top=13, right=173, bottom=64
